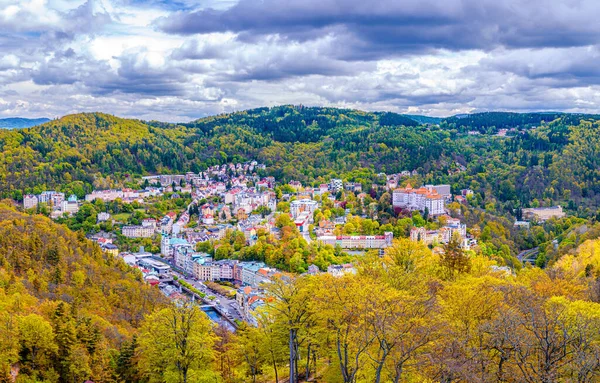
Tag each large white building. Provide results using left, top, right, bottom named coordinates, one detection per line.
left=193, top=259, right=238, bottom=282
left=317, top=232, right=394, bottom=249
left=392, top=184, right=445, bottom=216
left=290, top=199, right=319, bottom=219
left=85, top=189, right=124, bottom=202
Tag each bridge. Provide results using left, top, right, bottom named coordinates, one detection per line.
left=171, top=280, right=239, bottom=329
left=517, top=247, right=539, bottom=264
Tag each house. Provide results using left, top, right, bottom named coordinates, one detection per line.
left=202, top=214, right=215, bottom=225
left=315, top=220, right=335, bottom=236
left=425, top=184, right=451, bottom=199
left=410, top=220, right=471, bottom=249
left=294, top=212, right=311, bottom=233
left=327, top=264, right=356, bottom=277
left=85, top=189, right=124, bottom=202
left=97, top=212, right=111, bottom=222
left=330, top=179, right=343, bottom=192
left=142, top=218, right=157, bottom=229
left=237, top=208, right=248, bottom=221
left=101, top=243, right=119, bottom=257
left=138, top=259, right=171, bottom=275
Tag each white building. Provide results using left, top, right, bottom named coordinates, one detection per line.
left=327, top=264, right=356, bottom=277
left=23, top=195, right=38, bottom=209
left=425, top=184, right=451, bottom=199
left=392, top=184, right=445, bottom=216
left=85, top=189, right=124, bottom=202
left=330, top=179, right=343, bottom=192
left=290, top=199, right=319, bottom=219
left=142, top=218, right=157, bottom=229
left=61, top=195, right=79, bottom=215
left=122, top=225, right=154, bottom=238
left=317, top=232, right=394, bottom=249
left=38, top=191, right=65, bottom=206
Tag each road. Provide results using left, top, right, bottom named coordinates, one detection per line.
left=171, top=270, right=245, bottom=323
left=517, top=247, right=539, bottom=263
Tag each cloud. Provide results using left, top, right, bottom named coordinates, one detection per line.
left=480, top=46, right=600, bottom=86
left=4, top=0, right=600, bottom=122
left=156, top=0, right=600, bottom=59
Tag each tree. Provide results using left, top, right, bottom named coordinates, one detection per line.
left=18, top=314, right=57, bottom=376
left=138, top=303, right=216, bottom=383
left=264, top=276, right=314, bottom=383
left=236, top=325, right=264, bottom=383
left=313, top=275, right=375, bottom=383
left=116, top=336, right=139, bottom=383
left=51, top=302, right=83, bottom=383
left=440, top=233, right=471, bottom=279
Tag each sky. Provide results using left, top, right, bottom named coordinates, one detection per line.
left=2, top=0, right=600, bottom=122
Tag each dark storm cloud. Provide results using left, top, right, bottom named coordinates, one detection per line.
left=156, top=0, right=600, bottom=59
left=93, top=52, right=188, bottom=96
left=223, top=46, right=374, bottom=81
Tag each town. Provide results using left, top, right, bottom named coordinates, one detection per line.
left=20, top=160, right=515, bottom=327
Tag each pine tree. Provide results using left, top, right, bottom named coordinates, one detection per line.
left=441, top=234, right=470, bottom=278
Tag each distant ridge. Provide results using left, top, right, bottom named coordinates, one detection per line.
left=404, top=114, right=443, bottom=124
left=442, top=111, right=600, bottom=130
left=0, top=117, right=51, bottom=129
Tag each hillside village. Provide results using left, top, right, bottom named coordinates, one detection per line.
left=19, top=159, right=568, bottom=326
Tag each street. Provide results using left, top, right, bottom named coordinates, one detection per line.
left=171, top=270, right=245, bottom=323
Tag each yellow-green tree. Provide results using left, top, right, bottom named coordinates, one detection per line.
left=138, top=303, right=216, bottom=383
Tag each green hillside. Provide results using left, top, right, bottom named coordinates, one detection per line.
left=0, top=202, right=166, bottom=381
left=442, top=111, right=600, bottom=132
left=3, top=106, right=600, bottom=215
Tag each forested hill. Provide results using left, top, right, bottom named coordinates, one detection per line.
left=442, top=111, right=600, bottom=132
left=182, top=105, right=419, bottom=143
left=0, top=117, right=50, bottom=129
left=4, top=106, right=600, bottom=214
left=0, top=202, right=166, bottom=381
left=0, top=107, right=444, bottom=196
